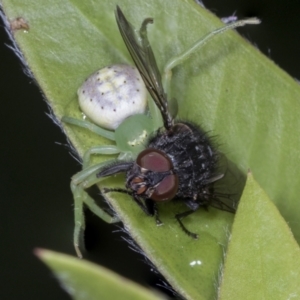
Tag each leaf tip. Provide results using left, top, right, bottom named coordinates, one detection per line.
left=34, top=247, right=44, bottom=258
left=34, top=248, right=52, bottom=261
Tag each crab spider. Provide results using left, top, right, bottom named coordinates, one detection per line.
left=62, top=6, right=260, bottom=258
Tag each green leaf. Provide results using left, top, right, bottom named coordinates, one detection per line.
left=219, top=172, right=300, bottom=300
left=2, top=0, right=300, bottom=299
left=36, top=249, right=165, bottom=300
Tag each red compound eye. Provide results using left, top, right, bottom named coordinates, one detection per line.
left=151, top=174, right=179, bottom=201
left=137, top=148, right=172, bottom=171
left=137, top=148, right=179, bottom=201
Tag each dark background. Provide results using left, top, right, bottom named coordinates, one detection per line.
left=1, top=1, right=299, bottom=299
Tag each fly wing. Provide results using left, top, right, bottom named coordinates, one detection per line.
left=209, top=154, right=246, bottom=213
left=115, top=6, right=173, bottom=130
left=209, top=197, right=237, bottom=213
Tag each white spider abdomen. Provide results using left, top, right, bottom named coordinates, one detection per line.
left=78, top=64, right=147, bottom=130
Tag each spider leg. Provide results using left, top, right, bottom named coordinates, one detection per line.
left=62, top=117, right=121, bottom=167
left=72, top=182, right=85, bottom=258
left=103, top=187, right=132, bottom=195
left=82, top=145, right=120, bottom=169
left=72, top=161, right=118, bottom=191
left=70, top=160, right=121, bottom=258
left=62, top=116, right=115, bottom=141
left=71, top=180, right=120, bottom=258
left=162, top=18, right=260, bottom=118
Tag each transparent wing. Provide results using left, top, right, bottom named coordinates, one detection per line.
left=210, top=154, right=246, bottom=213
left=210, top=196, right=237, bottom=213
left=115, top=6, right=173, bottom=129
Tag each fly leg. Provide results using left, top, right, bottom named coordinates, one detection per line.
left=175, top=210, right=198, bottom=239
left=104, top=188, right=162, bottom=225
left=145, top=199, right=163, bottom=226
left=175, top=198, right=201, bottom=239
left=103, top=188, right=153, bottom=217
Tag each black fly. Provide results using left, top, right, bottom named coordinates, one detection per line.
left=97, top=6, right=240, bottom=239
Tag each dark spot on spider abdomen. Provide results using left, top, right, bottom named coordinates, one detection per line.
left=148, top=121, right=218, bottom=198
